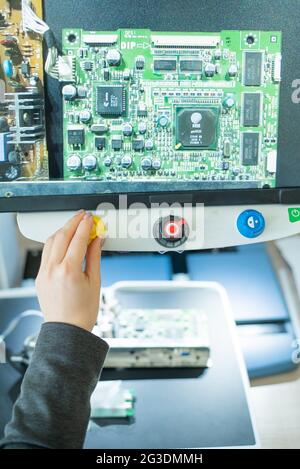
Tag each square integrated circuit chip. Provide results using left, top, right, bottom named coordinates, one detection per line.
left=176, top=107, right=219, bottom=149
left=96, top=85, right=125, bottom=116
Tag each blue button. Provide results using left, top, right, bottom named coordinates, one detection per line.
left=237, top=210, right=265, bottom=238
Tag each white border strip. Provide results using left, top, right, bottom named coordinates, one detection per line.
left=151, top=35, right=220, bottom=47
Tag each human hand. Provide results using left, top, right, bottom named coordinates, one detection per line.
left=36, top=210, right=104, bottom=332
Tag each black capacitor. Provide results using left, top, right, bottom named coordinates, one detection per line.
left=141, top=157, right=152, bottom=170
left=106, top=49, right=122, bottom=66
left=62, top=84, right=77, bottom=100
left=104, top=156, right=112, bottom=167
left=121, top=155, right=132, bottom=168
left=122, top=122, right=133, bottom=136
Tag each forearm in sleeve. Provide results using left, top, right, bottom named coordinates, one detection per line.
left=0, top=322, right=109, bottom=449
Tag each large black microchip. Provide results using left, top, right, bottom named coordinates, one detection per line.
left=176, top=108, right=219, bottom=149
left=242, top=93, right=261, bottom=127
left=96, top=85, right=125, bottom=116
left=243, top=52, right=263, bottom=86
left=241, top=132, right=260, bottom=165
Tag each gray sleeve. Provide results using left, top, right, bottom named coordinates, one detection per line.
left=0, top=322, right=109, bottom=449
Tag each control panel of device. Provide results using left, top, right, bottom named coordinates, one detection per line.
left=17, top=204, right=300, bottom=251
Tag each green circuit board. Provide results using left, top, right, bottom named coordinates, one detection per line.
left=61, top=29, right=282, bottom=188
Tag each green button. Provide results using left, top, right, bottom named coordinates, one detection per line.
left=288, top=207, right=300, bottom=223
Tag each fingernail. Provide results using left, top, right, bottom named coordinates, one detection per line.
left=77, top=209, right=85, bottom=215
left=83, top=212, right=92, bottom=220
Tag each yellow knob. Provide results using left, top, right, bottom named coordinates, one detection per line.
left=89, top=215, right=107, bottom=242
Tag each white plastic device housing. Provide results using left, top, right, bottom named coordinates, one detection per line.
left=17, top=204, right=300, bottom=251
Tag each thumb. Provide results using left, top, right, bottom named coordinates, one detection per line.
left=85, top=236, right=104, bottom=280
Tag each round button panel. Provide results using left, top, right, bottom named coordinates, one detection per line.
left=153, top=215, right=189, bottom=248
left=237, top=209, right=265, bottom=238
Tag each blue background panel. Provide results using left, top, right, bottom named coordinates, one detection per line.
left=187, top=244, right=289, bottom=322
left=240, top=333, right=297, bottom=378
left=101, top=254, right=172, bottom=287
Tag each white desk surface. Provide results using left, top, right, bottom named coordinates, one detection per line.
left=250, top=369, right=300, bottom=448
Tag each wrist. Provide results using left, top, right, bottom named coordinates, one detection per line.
left=44, top=319, right=95, bottom=334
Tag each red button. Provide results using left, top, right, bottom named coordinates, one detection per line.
left=163, top=219, right=185, bottom=239
left=169, top=224, right=177, bottom=235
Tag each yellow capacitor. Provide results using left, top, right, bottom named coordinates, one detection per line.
left=89, top=215, right=107, bottom=242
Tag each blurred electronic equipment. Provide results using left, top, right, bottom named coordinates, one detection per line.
left=0, top=0, right=47, bottom=181
left=95, top=304, right=210, bottom=368
left=90, top=381, right=135, bottom=419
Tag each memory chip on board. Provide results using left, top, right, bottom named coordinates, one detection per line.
left=154, top=59, right=177, bottom=71
left=242, top=93, right=261, bottom=127
left=243, top=51, right=263, bottom=86
left=179, top=60, right=202, bottom=72
left=241, top=132, right=260, bottom=166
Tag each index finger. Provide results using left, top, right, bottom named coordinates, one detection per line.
left=48, top=210, right=86, bottom=265
left=64, top=213, right=94, bottom=267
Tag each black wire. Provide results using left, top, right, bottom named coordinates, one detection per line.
left=43, top=29, right=56, bottom=49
